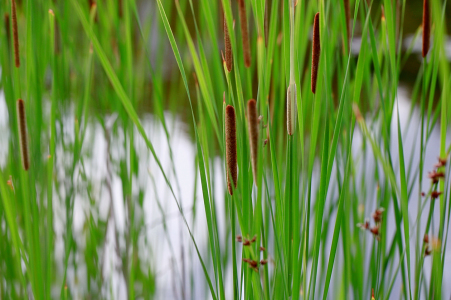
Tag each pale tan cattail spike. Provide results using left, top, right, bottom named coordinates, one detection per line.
left=224, top=14, right=233, bottom=72
left=11, top=0, right=20, bottom=68
left=238, top=0, right=251, bottom=67
left=247, top=99, right=258, bottom=183
left=311, top=13, right=320, bottom=94
left=422, top=0, right=430, bottom=58
left=225, top=105, right=237, bottom=195
left=17, top=99, right=29, bottom=171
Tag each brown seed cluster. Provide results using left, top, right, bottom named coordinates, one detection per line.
left=238, top=235, right=268, bottom=271
left=225, top=105, right=237, bottom=195
left=357, top=207, right=384, bottom=241
left=428, top=157, right=447, bottom=185
left=11, top=0, right=20, bottom=68
left=17, top=99, right=29, bottom=171
left=224, top=14, right=233, bottom=72
left=422, top=0, right=430, bottom=58
left=247, top=100, right=258, bottom=183
left=238, top=0, right=251, bottom=68
left=311, top=13, right=320, bottom=94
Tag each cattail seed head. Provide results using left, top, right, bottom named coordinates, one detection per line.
left=238, top=0, right=251, bottom=67
left=344, top=0, right=350, bottom=48
left=11, top=0, right=20, bottom=68
left=224, top=14, right=233, bottom=72
left=4, top=13, right=10, bottom=46
left=422, top=0, right=430, bottom=58
left=247, top=99, right=258, bottom=183
left=287, top=83, right=297, bottom=135
left=311, top=13, right=320, bottom=94
left=16, top=99, right=29, bottom=171
left=225, top=105, right=237, bottom=195
left=118, top=0, right=123, bottom=19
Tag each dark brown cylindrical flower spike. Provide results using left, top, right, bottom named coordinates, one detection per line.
left=344, top=0, right=350, bottom=47
left=247, top=99, right=258, bottom=183
left=224, top=14, right=233, bottom=72
left=311, top=13, right=320, bottom=94
left=11, top=0, right=20, bottom=68
left=225, top=105, right=237, bottom=195
left=238, top=0, right=251, bottom=67
left=118, top=0, right=123, bottom=19
left=422, top=0, right=430, bottom=57
left=17, top=99, right=29, bottom=171
left=4, top=13, right=10, bottom=46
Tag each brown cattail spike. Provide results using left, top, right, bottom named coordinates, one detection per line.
left=238, top=0, right=251, bottom=67
left=224, top=13, right=233, bottom=72
left=311, top=13, right=320, bottom=94
left=118, top=0, right=123, bottom=19
left=225, top=105, right=237, bottom=195
left=11, top=0, right=20, bottom=68
left=17, top=99, right=29, bottom=171
left=422, top=0, right=430, bottom=57
left=4, top=13, right=10, bottom=46
left=344, top=0, right=350, bottom=48
left=247, top=99, right=258, bottom=183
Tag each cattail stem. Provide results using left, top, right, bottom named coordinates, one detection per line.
left=17, top=99, right=29, bottom=171
left=287, top=83, right=297, bottom=135
left=247, top=100, right=258, bottom=183
left=224, top=13, right=233, bottom=72
left=264, top=0, right=268, bottom=48
left=311, top=12, right=320, bottom=94
left=225, top=105, right=237, bottom=195
left=238, top=0, right=251, bottom=68
left=422, top=0, right=430, bottom=58
left=11, top=0, right=20, bottom=68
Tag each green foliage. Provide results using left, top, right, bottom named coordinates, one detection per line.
left=0, top=0, right=450, bottom=299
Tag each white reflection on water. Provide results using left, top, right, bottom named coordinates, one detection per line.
left=0, top=86, right=450, bottom=299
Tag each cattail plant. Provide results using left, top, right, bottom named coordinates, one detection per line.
left=422, top=0, right=430, bottom=57
left=11, top=0, right=20, bottom=68
left=238, top=0, right=251, bottom=67
left=4, top=13, right=10, bottom=46
left=224, top=13, right=233, bottom=72
left=118, top=0, right=123, bottom=19
left=311, top=12, right=320, bottom=94
left=344, top=0, right=350, bottom=48
left=247, top=99, right=258, bottom=183
left=225, top=105, right=237, bottom=195
left=287, top=0, right=296, bottom=135
left=17, top=99, right=29, bottom=171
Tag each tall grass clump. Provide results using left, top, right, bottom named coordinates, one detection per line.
left=0, top=0, right=450, bottom=299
